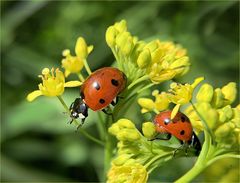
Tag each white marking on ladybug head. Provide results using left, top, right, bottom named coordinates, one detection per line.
left=72, top=112, right=78, bottom=118
left=79, top=113, right=86, bottom=119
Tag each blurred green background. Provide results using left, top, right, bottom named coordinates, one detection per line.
left=1, top=1, right=239, bottom=182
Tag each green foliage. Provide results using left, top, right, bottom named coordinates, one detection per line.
left=1, top=1, right=239, bottom=182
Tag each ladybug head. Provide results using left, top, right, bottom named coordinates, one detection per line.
left=69, top=97, right=88, bottom=124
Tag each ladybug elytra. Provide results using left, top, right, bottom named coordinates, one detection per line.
left=153, top=111, right=201, bottom=155
left=69, top=67, right=127, bottom=124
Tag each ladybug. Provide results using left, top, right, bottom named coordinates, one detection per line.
left=69, top=67, right=127, bottom=124
left=152, top=111, right=201, bottom=155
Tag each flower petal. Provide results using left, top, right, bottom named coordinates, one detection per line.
left=191, top=77, right=204, bottom=89
left=88, top=45, right=94, bottom=54
left=171, top=104, right=181, bottom=119
left=64, top=81, right=82, bottom=87
left=26, top=90, right=43, bottom=102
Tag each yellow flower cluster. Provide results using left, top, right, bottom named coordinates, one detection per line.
left=138, top=77, right=204, bottom=118
left=185, top=82, right=240, bottom=148
left=108, top=119, right=179, bottom=183
left=109, top=119, right=141, bottom=142
left=62, top=37, right=93, bottom=77
left=106, top=20, right=190, bottom=83
left=107, top=163, right=148, bottom=183
left=27, top=68, right=82, bottom=102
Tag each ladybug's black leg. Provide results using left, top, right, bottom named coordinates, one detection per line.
left=148, top=133, right=171, bottom=141
left=102, top=108, right=113, bottom=115
left=173, top=141, right=188, bottom=157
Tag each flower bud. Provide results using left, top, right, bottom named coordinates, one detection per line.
left=151, top=47, right=164, bottom=63
left=122, top=36, right=134, bottom=56
left=195, top=102, right=219, bottom=129
left=196, top=84, right=214, bottom=103
left=114, top=19, right=127, bottom=33
left=106, top=26, right=117, bottom=47
left=107, top=163, right=148, bottom=183
left=215, top=123, right=234, bottom=138
left=108, top=123, right=120, bottom=135
left=211, top=88, right=225, bottom=108
left=218, top=105, right=233, bottom=123
left=142, top=122, right=156, bottom=139
left=117, top=129, right=140, bottom=141
left=117, top=119, right=135, bottom=129
left=75, top=37, right=88, bottom=59
left=137, top=49, right=151, bottom=68
left=112, top=154, right=131, bottom=166
left=154, top=92, right=169, bottom=111
left=144, top=40, right=159, bottom=52
left=116, top=32, right=130, bottom=48
left=138, top=98, right=155, bottom=112
left=169, top=56, right=189, bottom=70
left=221, top=82, right=237, bottom=105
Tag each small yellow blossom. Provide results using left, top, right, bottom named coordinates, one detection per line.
left=138, top=90, right=169, bottom=114
left=27, top=68, right=82, bottom=102
left=142, top=122, right=156, bottom=139
left=62, top=37, right=93, bottom=77
left=61, top=49, right=84, bottom=77
left=109, top=119, right=141, bottom=142
left=107, top=163, right=148, bottom=183
left=168, top=77, right=204, bottom=105
left=168, top=77, right=204, bottom=118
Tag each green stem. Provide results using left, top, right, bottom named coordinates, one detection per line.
left=83, top=58, right=92, bottom=75
left=137, top=83, right=155, bottom=94
left=97, top=112, right=106, bottom=140
left=206, top=154, right=240, bottom=167
left=104, top=114, right=114, bottom=181
left=77, top=73, right=85, bottom=82
left=144, top=152, right=172, bottom=170
left=127, top=75, right=149, bottom=90
left=174, top=163, right=205, bottom=183
left=57, top=96, right=104, bottom=146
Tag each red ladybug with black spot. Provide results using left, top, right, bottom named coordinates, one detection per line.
left=69, top=67, right=127, bottom=124
left=152, top=110, right=201, bottom=155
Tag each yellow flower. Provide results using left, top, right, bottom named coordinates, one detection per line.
left=109, top=119, right=141, bottom=142
left=106, top=20, right=191, bottom=85
left=147, top=41, right=190, bottom=83
left=26, top=68, right=82, bottom=102
left=61, top=49, right=84, bottom=77
left=107, top=163, right=148, bottom=183
left=75, top=37, right=94, bottom=59
left=138, top=90, right=169, bottom=114
left=142, top=122, right=156, bottom=139
left=167, top=77, right=204, bottom=118
left=62, top=37, right=93, bottom=77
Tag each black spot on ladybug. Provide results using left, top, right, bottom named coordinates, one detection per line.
left=180, top=130, right=185, bottom=135
left=111, top=79, right=119, bottom=87
left=99, top=98, right=105, bottom=104
left=164, top=118, right=171, bottom=125
left=181, top=116, right=185, bottom=122
left=93, top=82, right=100, bottom=90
